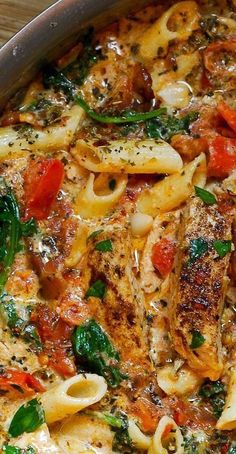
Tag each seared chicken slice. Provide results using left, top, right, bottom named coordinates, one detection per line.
left=85, top=225, right=154, bottom=383
left=170, top=196, right=235, bottom=381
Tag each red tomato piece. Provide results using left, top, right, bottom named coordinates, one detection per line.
left=218, top=102, right=236, bottom=135
left=32, top=304, right=76, bottom=377
left=203, top=39, right=236, bottom=78
left=0, top=369, right=45, bottom=395
left=24, top=159, right=64, bottom=220
left=152, top=238, right=176, bottom=279
left=208, top=135, right=236, bottom=178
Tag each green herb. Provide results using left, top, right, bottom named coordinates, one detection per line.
left=8, top=398, right=45, bottom=438
left=109, top=179, right=116, bottom=190
left=111, top=412, right=134, bottom=454
left=43, top=66, right=75, bottom=100
left=72, top=319, right=127, bottom=387
left=95, top=239, right=113, bottom=252
left=190, top=330, right=205, bottom=349
left=145, top=111, right=198, bottom=141
left=3, top=446, right=35, bottom=454
left=228, top=445, right=236, bottom=454
left=199, top=380, right=225, bottom=418
left=1, top=295, right=42, bottom=351
left=86, top=280, right=106, bottom=299
left=87, top=229, right=104, bottom=241
left=87, top=411, right=124, bottom=429
left=188, top=237, right=208, bottom=264
left=20, top=218, right=37, bottom=237
left=76, top=96, right=166, bottom=124
left=194, top=186, right=217, bottom=205
left=213, top=240, right=232, bottom=258
left=0, top=179, right=37, bottom=295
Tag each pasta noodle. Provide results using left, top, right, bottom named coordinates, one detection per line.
left=138, top=1, right=199, bottom=60
left=0, top=105, right=84, bottom=157
left=157, top=364, right=203, bottom=396
left=74, top=172, right=127, bottom=218
left=40, top=374, right=107, bottom=424
left=137, top=153, right=206, bottom=216
left=128, top=419, right=151, bottom=450
left=216, top=368, right=236, bottom=430
left=72, top=138, right=183, bottom=174
left=148, top=416, right=184, bottom=454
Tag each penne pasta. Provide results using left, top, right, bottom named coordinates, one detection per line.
left=41, top=374, right=107, bottom=424
left=128, top=419, right=151, bottom=450
left=137, top=153, right=206, bottom=216
left=0, top=105, right=84, bottom=158
left=138, top=1, right=199, bottom=60
left=157, top=364, right=203, bottom=396
left=148, top=416, right=184, bottom=454
left=74, top=172, right=127, bottom=218
left=71, top=138, right=183, bottom=174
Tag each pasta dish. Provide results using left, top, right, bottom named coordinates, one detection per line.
left=0, top=0, right=236, bottom=452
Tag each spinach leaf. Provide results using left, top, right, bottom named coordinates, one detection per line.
left=213, top=240, right=232, bottom=258
left=194, top=186, right=217, bottom=205
left=86, top=280, right=106, bottom=299
left=72, top=319, right=127, bottom=387
left=145, top=111, right=198, bottom=141
left=199, top=380, right=226, bottom=419
left=190, top=330, right=205, bottom=349
left=3, top=445, right=35, bottom=454
left=188, top=237, right=209, bottom=264
left=1, top=295, right=42, bottom=351
left=8, top=398, right=45, bottom=438
left=43, top=66, right=75, bottom=100
left=111, top=412, right=134, bottom=454
left=0, top=179, right=36, bottom=295
left=228, top=445, right=236, bottom=454
left=20, top=218, right=37, bottom=237
left=95, top=239, right=113, bottom=252
left=87, top=229, right=104, bottom=241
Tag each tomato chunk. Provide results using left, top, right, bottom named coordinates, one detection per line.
left=203, top=39, right=236, bottom=79
left=24, top=158, right=64, bottom=220
left=152, top=238, right=176, bottom=278
left=0, top=369, right=45, bottom=395
left=218, top=102, right=236, bottom=135
left=208, top=136, right=236, bottom=178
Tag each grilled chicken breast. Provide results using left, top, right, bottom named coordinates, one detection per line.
left=170, top=195, right=235, bottom=380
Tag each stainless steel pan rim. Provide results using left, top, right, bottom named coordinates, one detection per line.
left=0, top=0, right=148, bottom=112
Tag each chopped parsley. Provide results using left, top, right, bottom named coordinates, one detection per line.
left=190, top=330, right=205, bottom=349
left=194, top=186, right=217, bottom=205
left=95, top=239, right=113, bottom=252
left=145, top=111, right=198, bottom=141
left=72, top=319, right=127, bottom=387
left=85, top=280, right=106, bottom=299
left=213, top=240, right=232, bottom=258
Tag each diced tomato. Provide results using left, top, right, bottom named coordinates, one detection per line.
left=203, top=39, right=236, bottom=78
left=152, top=238, right=176, bottom=278
left=24, top=158, right=64, bottom=220
left=208, top=135, right=236, bottom=178
left=221, top=443, right=230, bottom=454
left=131, top=398, right=160, bottom=433
left=0, top=369, right=45, bottom=395
left=32, top=304, right=76, bottom=377
left=218, top=102, right=236, bottom=135
left=162, top=423, right=173, bottom=439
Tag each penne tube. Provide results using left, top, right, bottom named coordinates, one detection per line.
left=128, top=419, right=151, bottom=450
left=148, top=416, right=184, bottom=454
left=138, top=1, right=199, bottom=60
left=71, top=138, right=183, bottom=174
left=0, top=105, right=84, bottom=157
left=75, top=173, right=127, bottom=219
left=157, top=364, right=203, bottom=396
left=41, top=374, right=107, bottom=424
left=137, top=153, right=206, bottom=216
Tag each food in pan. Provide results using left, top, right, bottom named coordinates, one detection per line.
left=0, top=0, right=235, bottom=452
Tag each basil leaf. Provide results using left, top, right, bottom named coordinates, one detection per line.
left=8, top=398, right=45, bottom=438
left=87, top=229, right=104, bottom=241
left=86, top=280, right=106, bottom=299
left=194, top=186, right=217, bottom=205
left=213, top=240, right=232, bottom=258
left=190, top=330, right=205, bottom=349
left=72, top=319, right=127, bottom=387
left=95, top=239, right=113, bottom=252
left=188, top=238, right=208, bottom=264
